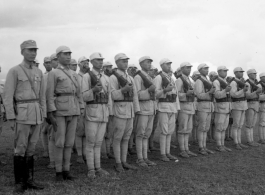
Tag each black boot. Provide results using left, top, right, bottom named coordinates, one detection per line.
left=13, top=155, right=27, bottom=194
left=63, top=171, right=76, bottom=181
left=26, top=156, right=44, bottom=190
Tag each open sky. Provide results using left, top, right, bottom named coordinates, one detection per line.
left=1, top=0, right=265, bottom=82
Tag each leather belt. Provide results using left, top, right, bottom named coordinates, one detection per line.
left=56, top=93, right=77, bottom=97
left=247, top=98, right=259, bottom=102
left=16, top=99, right=39, bottom=104
left=159, top=99, right=176, bottom=103
left=260, top=101, right=265, bottom=103
left=197, top=99, right=212, bottom=102
left=114, top=100, right=133, bottom=102
left=215, top=97, right=230, bottom=103
left=86, top=101, right=108, bottom=105
left=231, top=97, right=246, bottom=102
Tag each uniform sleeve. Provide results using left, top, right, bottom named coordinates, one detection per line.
left=82, top=74, right=94, bottom=102
left=3, top=68, right=17, bottom=119
left=245, top=82, right=257, bottom=99
left=230, top=81, right=245, bottom=98
left=77, top=75, right=85, bottom=109
left=258, top=84, right=265, bottom=101
left=39, top=71, right=47, bottom=117
left=194, top=79, right=211, bottom=100
left=175, top=85, right=180, bottom=110
left=132, top=78, right=140, bottom=113
left=134, top=75, right=150, bottom=100
left=154, top=75, right=164, bottom=98
left=106, top=77, right=113, bottom=115
left=176, top=78, right=187, bottom=101
left=46, top=71, right=57, bottom=112
left=110, top=75, right=124, bottom=100
left=213, top=80, right=227, bottom=99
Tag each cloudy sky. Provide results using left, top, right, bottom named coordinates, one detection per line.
left=1, top=0, right=265, bottom=82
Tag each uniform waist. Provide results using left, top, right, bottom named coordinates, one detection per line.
left=197, top=99, right=213, bottom=102
left=86, top=101, right=108, bottom=105
left=56, top=93, right=77, bottom=97
left=260, top=101, right=265, bottom=103
left=114, top=100, right=133, bottom=102
left=215, top=97, right=230, bottom=103
left=16, top=98, right=39, bottom=104
left=247, top=98, right=259, bottom=102
left=231, top=97, right=246, bottom=102
left=159, top=94, right=177, bottom=103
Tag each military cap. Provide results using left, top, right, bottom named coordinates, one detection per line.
left=247, top=69, right=257, bottom=75
left=70, top=59, right=77, bottom=65
left=103, top=61, right=113, bottom=67
left=114, top=53, right=129, bottom=61
left=50, top=53, right=57, bottom=60
left=233, top=67, right=244, bottom=73
left=159, top=58, right=172, bottom=65
left=197, top=63, right=209, bottom=70
left=150, top=65, right=157, bottom=70
left=192, top=70, right=200, bottom=76
left=90, top=52, right=104, bottom=61
left=176, top=67, right=181, bottom=72
left=259, top=72, right=265, bottom=78
left=78, top=56, right=89, bottom=64
left=44, top=57, right=51, bottom=62
left=128, top=64, right=137, bottom=68
left=180, top=62, right=192, bottom=68
left=56, top=46, right=71, bottom=55
left=20, top=40, right=38, bottom=50
left=217, top=66, right=229, bottom=71
left=209, top=71, right=218, bottom=76
left=139, top=56, right=153, bottom=63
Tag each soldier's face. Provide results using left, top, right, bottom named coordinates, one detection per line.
left=161, top=62, right=172, bottom=73
left=58, top=52, right=71, bottom=65
left=235, top=71, right=244, bottom=79
left=69, top=64, right=77, bottom=71
left=200, top=67, right=209, bottom=76
left=149, top=69, right=155, bottom=78
left=248, top=73, right=256, bottom=80
left=44, top=61, right=52, bottom=71
left=261, top=77, right=265, bottom=83
left=140, top=59, right=152, bottom=71
left=51, top=59, right=58, bottom=69
left=79, top=60, right=90, bottom=73
left=116, top=59, right=128, bottom=71
left=91, top=59, right=103, bottom=70
left=22, top=48, right=37, bottom=62
left=181, top=66, right=191, bottom=76
left=218, top=70, right=227, bottom=78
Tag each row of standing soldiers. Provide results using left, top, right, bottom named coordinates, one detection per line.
left=2, top=40, right=265, bottom=194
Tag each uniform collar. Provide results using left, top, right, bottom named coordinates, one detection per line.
left=92, top=68, right=102, bottom=76
left=78, top=70, right=85, bottom=76
left=22, top=60, right=34, bottom=69
left=58, top=63, right=69, bottom=70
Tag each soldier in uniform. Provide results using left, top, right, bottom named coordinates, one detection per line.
left=69, top=59, right=78, bottom=72
left=3, top=40, right=45, bottom=193
left=134, top=56, right=157, bottom=167
left=82, top=52, right=111, bottom=178
left=176, top=62, right=197, bottom=158
left=194, top=63, right=215, bottom=155
left=46, top=46, right=83, bottom=181
left=75, top=56, right=89, bottom=163
left=257, top=73, right=265, bottom=144
left=110, top=53, right=140, bottom=172
left=50, top=53, right=58, bottom=69
left=153, top=58, right=179, bottom=162
left=245, top=69, right=261, bottom=146
left=213, top=66, right=232, bottom=152
left=230, top=67, right=249, bottom=150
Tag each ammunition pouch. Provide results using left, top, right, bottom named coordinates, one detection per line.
left=231, top=97, right=246, bottom=102
left=247, top=98, right=259, bottom=102
left=159, top=94, right=177, bottom=103
left=87, top=92, right=109, bottom=104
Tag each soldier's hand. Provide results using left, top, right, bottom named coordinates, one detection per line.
left=7, top=119, right=16, bottom=131
left=92, top=83, right=103, bottom=93
left=121, top=83, right=133, bottom=93
left=80, top=108, right=84, bottom=115
left=256, top=87, right=262, bottom=94
left=186, top=89, right=194, bottom=96
left=243, top=85, right=249, bottom=92
left=209, top=86, right=216, bottom=94
left=164, top=84, right=174, bottom=93
left=225, top=85, right=232, bottom=92
left=148, top=85, right=156, bottom=92
left=48, top=112, right=57, bottom=132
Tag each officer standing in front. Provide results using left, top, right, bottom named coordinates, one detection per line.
left=46, top=46, right=83, bottom=181
left=3, top=40, right=46, bottom=193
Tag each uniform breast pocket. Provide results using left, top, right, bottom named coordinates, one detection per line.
left=55, top=96, right=70, bottom=111
left=18, top=75, right=30, bottom=90
left=16, top=104, right=28, bottom=121
left=116, top=102, right=127, bottom=115
left=57, top=77, right=68, bottom=88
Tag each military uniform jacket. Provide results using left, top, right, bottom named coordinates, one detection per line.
left=230, top=79, right=248, bottom=111
left=110, top=69, right=140, bottom=119
left=82, top=69, right=110, bottom=123
left=257, top=82, right=265, bottom=112
left=134, top=70, right=156, bottom=116
left=77, top=71, right=85, bottom=110
left=245, top=78, right=260, bottom=112
left=194, top=75, right=214, bottom=113
left=213, top=77, right=231, bottom=114
left=3, top=61, right=46, bottom=124
left=46, top=64, right=82, bottom=116
left=176, top=74, right=195, bottom=115
left=153, top=71, right=179, bottom=114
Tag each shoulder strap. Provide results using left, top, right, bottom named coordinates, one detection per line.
left=19, top=65, right=38, bottom=98
left=58, top=68, right=78, bottom=89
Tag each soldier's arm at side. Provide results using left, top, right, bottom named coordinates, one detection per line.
left=109, top=75, right=124, bottom=100
left=82, top=74, right=94, bottom=102
left=3, top=68, right=17, bottom=120
left=245, top=82, right=257, bottom=99
left=213, top=80, right=226, bottom=99
left=134, top=75, right=150, bottom=100
left=39, top=71, right=47, bottom=118
left=258, top=84, right=265, bottom=101
left=106, top=77, right=113, bottom=115
left=229, top=81, right=244, bottom=98
left=46, top=71, right=57, bottom=112
left=176, top=78, right=187, bottom=101
left=154, top=75, right=164, bottom=98
left=194, top=79, right=210, bottom=100
left=132, top=78, right=140, bottom=113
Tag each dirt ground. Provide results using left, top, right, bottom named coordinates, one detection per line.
left=1, top=123, right=265, bottom=195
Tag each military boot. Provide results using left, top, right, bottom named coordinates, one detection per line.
left=26, top=156, right=44, bottom=190
left=13, top=155, right=27, bottom=194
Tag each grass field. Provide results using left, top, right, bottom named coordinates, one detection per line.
left=1, top=123, right=265, bottom=195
